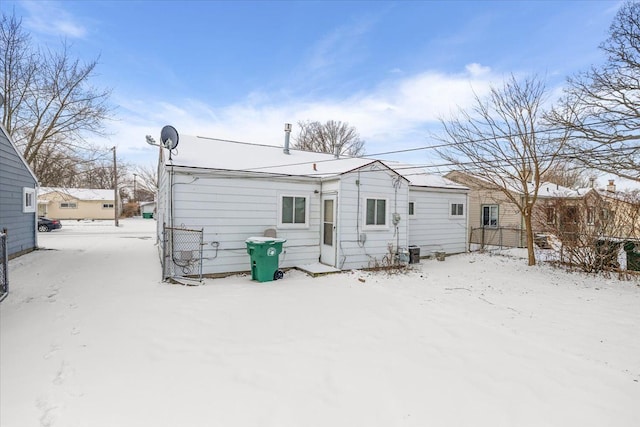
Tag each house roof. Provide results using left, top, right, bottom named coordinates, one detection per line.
left=165, top=134, right=467, bottom=190
left=39, top=187, right=114, bottom=201
left=446, top=171, right=583, bottom=197
left=1, top=123, right=39, bottom=184
left=536, top=182, right=588, bottom=198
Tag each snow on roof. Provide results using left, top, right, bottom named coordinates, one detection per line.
left=536, top=182, right=584, bottom=198
left=167, top=135, right=466, bottom=189
left=386, top=163, right=468, bottom=189
left=39, top=187, right=114, bottom=201
left=455, top=172, right=583, bottom=197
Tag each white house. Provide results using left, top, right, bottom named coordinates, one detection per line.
left=156, top=134, right=468, bottom=277
left=403, top=166, right=469, bottom=256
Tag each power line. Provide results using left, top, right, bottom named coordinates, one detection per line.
left=213, top=118, right=640, bottom=173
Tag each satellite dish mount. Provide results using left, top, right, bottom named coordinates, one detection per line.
left=145, top=125, right=179, bottom=160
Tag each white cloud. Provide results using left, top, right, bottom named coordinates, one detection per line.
left=21, top=1, right=87, bottom=39
left=465, top=63, right=492, bottom=76
left=306, top=19, right=373, bottom=73
left=101, top=64, right=500, bottom=165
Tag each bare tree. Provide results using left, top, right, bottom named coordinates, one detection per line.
left=293, top=120, right=365, bottom=156
left=548, top=1, right=640, bottom=183
left=534, top=191, right=640, bottom=274
left=436, top=75, right=569, bottom=266
left=1, top=11, right=112, bottom=183
left=133, top=164, right=159, bottom=193
left=540, top=161, right=592, bottom=188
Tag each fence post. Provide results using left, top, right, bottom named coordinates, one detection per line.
left=162, top=222, right=168, bottom=281
left=0, top=228, right=8, bottom=302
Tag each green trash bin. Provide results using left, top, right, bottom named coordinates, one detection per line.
left=245, top=237, right=286, bottom=282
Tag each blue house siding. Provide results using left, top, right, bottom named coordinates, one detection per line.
left=0, top=126, right=38, bottom=258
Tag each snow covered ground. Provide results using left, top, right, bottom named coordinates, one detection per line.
left=1, top=218, right=639, bottom=427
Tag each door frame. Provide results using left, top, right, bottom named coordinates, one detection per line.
left=320, top=193, right=338, bottom=267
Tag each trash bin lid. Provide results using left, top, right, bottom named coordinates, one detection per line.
left=245, top=237, right=287, bottom=244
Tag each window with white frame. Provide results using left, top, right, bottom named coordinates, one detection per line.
left=23, top=187, right=36, bottom=213
left=102, top=203, right=114, bottom=209
left=481, top=204, right=498, bottom=228
left=279, top=195, right=308, bottom=227
left=60, top=202, right=78, bottom=209
left=450, top=202, right=464, bottom=217
left=408, top=201, right=415, bottom=217
left=365, top=198, right=387, bottom=227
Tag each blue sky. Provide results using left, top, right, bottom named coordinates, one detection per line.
left=0, top=1, right=625, bottom=181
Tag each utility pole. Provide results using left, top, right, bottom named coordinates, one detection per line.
left=112, top=146, right=119, bottom=227
left=133, top=173, right=138, bottom=216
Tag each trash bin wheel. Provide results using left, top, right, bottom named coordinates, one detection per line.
left=274, top=270, right=284, bottom=280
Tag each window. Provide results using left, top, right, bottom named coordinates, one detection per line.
left=408, top=201, right=415, bottom=217
left=102, top=203, right=114, bottom=209
left=279, top=195, right=308, bottom=227
left=564, top=206, right=578, bottom=224
left=366, top=198, right=386, bottom=226
left=450, top=203, right=464, bottom=217
left=60, top=202, right=77, bottom=209
left=23, top=187, right=36, bottom=213
left=482, top=205, right=498, bottom=228
left=546, top=207, right=556, bottom=225
left=586, top=207, right=595, bottom=225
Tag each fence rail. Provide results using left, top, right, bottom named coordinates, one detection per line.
left=0, top=229, right=8, bottom=302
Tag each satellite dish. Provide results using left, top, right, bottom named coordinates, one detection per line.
left=160, top=125, right=179, bottom=150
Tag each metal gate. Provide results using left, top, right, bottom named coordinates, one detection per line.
left=0, top=230, right=8, bottom=302
left=162, top=224, right=204, bottom=282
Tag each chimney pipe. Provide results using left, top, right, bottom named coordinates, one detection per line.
left=589, top=176, right=595, bottom=188
left=284, top=123, right=292, bottom=155
left=607, top=179, right=616, bottom=193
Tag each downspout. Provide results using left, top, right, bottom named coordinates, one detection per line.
left=169, top=164, right=174, bottom=229
left=318, top=179, right=323, bottom=262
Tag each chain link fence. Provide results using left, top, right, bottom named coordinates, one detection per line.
left=162, top=225, right=204, bottom=282
left=0, top=229, right=8, bottom=302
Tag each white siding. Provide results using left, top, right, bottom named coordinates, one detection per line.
left=336, top=165, right=409, bottom=270
left=170, top=172, right=321, bottom=275
left=408, top=187, right=468, bottom=255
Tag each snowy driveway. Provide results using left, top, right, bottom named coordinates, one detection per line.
left=1, top=219, right=640, bottom=427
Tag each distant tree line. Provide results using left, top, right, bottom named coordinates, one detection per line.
left=0, top=11, right=115, bottom=188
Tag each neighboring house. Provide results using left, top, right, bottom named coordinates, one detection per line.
left=38, top=187, right=117, bottom=220
left=0, top=124, right=39, bottom=258
left=157, top=134, right=468, bottom=277
left=445, top=171, right=587, bottom=248
left=591, top=180, right=640, bottom=239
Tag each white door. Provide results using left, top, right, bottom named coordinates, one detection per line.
left=320, top=195, right=337, bottom=267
